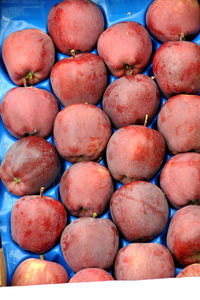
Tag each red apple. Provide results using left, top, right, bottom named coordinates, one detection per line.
left=61, top=217, right=119, bottom=272
left=153, top=41, right=200, bottom=98
left=106, top=125, right=166, bottom=184
left=69, top=268, right=114, bottom=283
left=2, top=29, right=55, bottom=86
left=11, top=189, right=67, bottom=254
left=176, top=264, right=200, bottom=278
left=167, top=205, right=200, bottom=266
left=0, top=135, right=60, bottom=196
left=12, top=257, right=68, bottom=286
left=102, top=74, right=160, bottom=128
left=0, top=87, right=59, bottom=139
left=53, top=103, right=112, bottom=163
left=157, top=94, right=200, bottom=154
left=59, top=161, right=113, bottom=217
left=50, top=53, right=107, bottom=107
left=97, top=21, right=152, bottom=77
left=47, top=0, right=105, bottom=55
left=146, top=0, right=200, bottom=42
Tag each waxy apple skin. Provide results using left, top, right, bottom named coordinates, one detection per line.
left=2, top=29, right=55, bottom=86
left=11, top=194, right=67, bottom=254
left=167, top=205, right=200, bottom=266
left=0, top=87, right=59, bottom=139
left=69, top=268, right=114, bottom=283
left=97, top=21, right=152, bottom=77
left=50, top=53, right=107, bottom=107
left=0, top=135, right=61, bottom=196
left=47, top=0, right=105, bottom=55
left=12, top=258, right=68, bottom=286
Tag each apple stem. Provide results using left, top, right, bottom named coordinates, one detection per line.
left=70, top=49, right=76, bottom=58
left=40, top=187, right=45, bottom=198
left=144, top=114, right=148, bottom=127
left=180, top=33, right=185, bottom=41
left=23, top=72, right=33, bottom=87
left=124, top=64, right=133, bottom=76
left=151, top=76, right=155, bottom=80
left=40, top=255, right=44, bottom=260
left=14, top=177, right=21, bottom=184
left=92, top=212, right=97, bottom=218
left=192, top=199, right=199, bottom=205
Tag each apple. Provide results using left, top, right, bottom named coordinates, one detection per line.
left=53, top=103, right=112, bottom=163
left=0, top=135, right=60, bottom=196
left=110, top=180, right=169, bottom=242
left=59, top=161, right=113, bottom=217
left=160, top=152, right=200, bottom=208
left=167, top=205, right=200, bottom=266
left=11, top=188, right=67, bottom=254
left=114, top=243, right=175, bottom=280
left=69, top=268, right=114, bottom=283
left=153, top=41, right=200, bottom=98
left=0, top=86, right=59, bottom=139
left=106, top=125, right=166, bottom=184
left=12, top=257, right=68, bottom=286
left=102, top=74, right=160, bottom=128
left=61, top=217, right=119, bottom=272
left=2, top=29, right=55, bottom=86
left=176, top=264, right=200, bottom=278
left=146, top=0, right=200, bottom=42
left=157, top=94, right=200, bottom=154
left=47, top=0, right=105, bottom=55
left=50, top=53, right=107, bottom=107
left=97, top=21, right=152, bottom=77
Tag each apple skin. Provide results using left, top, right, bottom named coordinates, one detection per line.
left=69, top=268, right=114, bottom=283
left=110, top=181, right=169, bottom=242
left=53, top=103, right=112, bottom=163
left=2, top=29, right=55, bottom=86
left=0, top=87, right=59, bottom=139
left=157, top=94, right=200, bottom=154
left=106, top=125, right=166, bottom=184
left=60, top=217, right=119, bottom=273
left=0, top=135, right=61, bottom=196
left=50, top=53, right=107, bottom=107
left=176, top=264, right=200, bottom=278
left=59, top=161, right=113, bottom=217
left=102, top=74, right=160, bottom=128
left=160, top=153, right=200, bottom=209
left=167, top=205, right=200, bottom=266
left=11, top=194, right=67, bottom=254
left=47, top=0, right=105, bottom=55
left=146, top=0, right=200, bottom=42
left=97, top=21, right=152, bottom=77
left=11, top=258, right=68, bottom=286
left=114, top=243, right=175, bottom=280
left=153, top=41, right=200, bottom=98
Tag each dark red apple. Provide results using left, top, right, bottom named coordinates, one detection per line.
left=2, top=29, right=55, bottom=86
left=97, top=21, right=152, bottom=77
left=47, top=0, right=105, bottom=55
left=50, top=53, right=107, bottom=107
left=11, top=189, right=67, bottom=253
left=0, top=87, right=59, bottom=139
left=12, top=257, right=68, bottom=286
left=0, top=135, right=60, bottom=196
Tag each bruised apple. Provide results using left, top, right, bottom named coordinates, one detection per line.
left=146, top=0, right=200, bottom=42
left=102, top=74, right=160, bottom=128
left=69, top=268, right=114, bottom=283
left=48, top=0, right=105, bottom=55
left=12, top=258, right=68, bottom=286
left=50, top=53, right=107, bottom=107
left=0, top=87, right=59, bottom=139
left=153, top=41, right=200, bottom=98
left=59, top=161, right=113, bottom=217
left=53, top=103, right=112, bottom=162
left=97, top=21, right=152, bottom=77
left=11, top=189, right=67, bottom=253
left=106, top=125, right=166, bottom=184
left=0, top=136, right=60, bottom=196
left=61, top=217, right=119, bottom=272
left=2, top=29, right=55, bottom=86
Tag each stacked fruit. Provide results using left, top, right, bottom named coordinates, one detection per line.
left=0, top=0, right=200, bottom=286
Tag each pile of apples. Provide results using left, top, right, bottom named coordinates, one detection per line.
left=0, top=0, right=200, bottom=286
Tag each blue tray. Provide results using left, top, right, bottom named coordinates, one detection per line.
left=0, top=0, right=200, bottom=286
